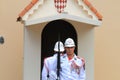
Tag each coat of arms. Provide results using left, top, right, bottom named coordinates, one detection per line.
left=54, top=0, right=67, bottom=13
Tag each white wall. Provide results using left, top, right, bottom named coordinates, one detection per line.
left=24, top=23, right=46, bottom=80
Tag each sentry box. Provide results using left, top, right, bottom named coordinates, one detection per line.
left=17, top=0, right=102, bottom=80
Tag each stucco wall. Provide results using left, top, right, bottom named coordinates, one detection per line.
left=0, top=0, right=120, bottom=80
left=92, top=0, right=120, bottom=80
left=0, top=0, right=29, bottom=80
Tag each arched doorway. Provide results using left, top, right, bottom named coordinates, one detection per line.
left=41, top=20, right=77, bottom=70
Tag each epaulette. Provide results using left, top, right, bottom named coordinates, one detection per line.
left=77, top=56, right=85, bottom=62
left=44, top=56, right=53, bottom=61
left=44, top=56, right=51, bottom=59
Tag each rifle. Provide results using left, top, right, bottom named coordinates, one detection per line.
left=56, top=35, right=61, bottom=80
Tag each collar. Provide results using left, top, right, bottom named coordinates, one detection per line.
left=64, top=53, right=77, bottom=61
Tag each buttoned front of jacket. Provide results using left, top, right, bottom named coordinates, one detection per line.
left=42, top=53, right=86, bottom=80
left=60, top=54, right=86, bottom=80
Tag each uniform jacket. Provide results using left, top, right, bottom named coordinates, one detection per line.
left=42, top=53, right=86, bottom=80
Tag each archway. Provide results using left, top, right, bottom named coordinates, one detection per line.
left=41, top=20, right=77, bottom=70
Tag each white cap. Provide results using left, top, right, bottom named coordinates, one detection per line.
left=64, top=38, right=75, bottom=47
left=54, top=41, right=65, bottom=52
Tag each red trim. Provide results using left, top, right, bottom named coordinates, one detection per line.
left=83, top=0, right=103, bottom=20
left=18, top=0, right=38, bottom=18
left=68, top=57, right=73, bottom=60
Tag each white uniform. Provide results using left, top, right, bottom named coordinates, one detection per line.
left=42, top=53, right=86, bottom=80
left=42, top=54, right=57, bottom=80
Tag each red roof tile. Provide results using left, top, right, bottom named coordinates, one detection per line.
left=83, top=0, right=102, bottom=20
left=17, top=0, right=38, bottom=21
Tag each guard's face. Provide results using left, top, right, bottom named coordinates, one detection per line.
left=65, top=47, right=75, bottom=55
